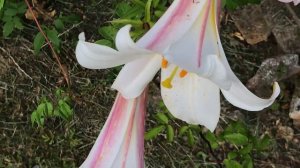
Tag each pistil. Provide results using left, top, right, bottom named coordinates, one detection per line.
left=162, top=66, right=179, bottom=89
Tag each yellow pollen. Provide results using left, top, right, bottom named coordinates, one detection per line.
left=179, top=70, right=188, bottom=78
left=162, top=66, right=179, bottom=89
left=161, top=58, right=168, bottom=69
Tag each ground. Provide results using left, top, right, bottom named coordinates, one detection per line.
left=0, top=0, right=299, bottom=167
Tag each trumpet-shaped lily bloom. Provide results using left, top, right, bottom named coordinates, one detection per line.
left=278, top=0, right=300, bottom=5
left=76, top=0, right=280, bottom=167
left=76, top=0, right=280, bottom=131
left=80, top=92, right=146, bottom=168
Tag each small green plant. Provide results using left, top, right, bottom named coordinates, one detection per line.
left=33, top=14, right=80, bottom=54
left=145, top=101, right=175, bottom=142
left=144, top=100, right=272, bottom=168
left=0, top=1, right=26, bottom=37
left=204, top=121, right=272, bottom=168
left=34, top=28, right=60, bottom=54
left=31, top=88, right=73, bottom=127
left=96, top=0, right=170, bottom=48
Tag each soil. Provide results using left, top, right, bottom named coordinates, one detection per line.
left=0, top=0, right=300, bottom=168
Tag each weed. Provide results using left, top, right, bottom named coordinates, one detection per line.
left=0, top=0, right=26, bottom=37
left=31, top=88, right=73, bottom=127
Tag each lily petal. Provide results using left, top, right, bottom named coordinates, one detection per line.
left=137, top=0, right=206, bottom=51
left=164, top=0, right=231, bottom=90
left=112, top=92, right=146, bottom=168
left=112, top=55, right=161, bottom=99
left=111, top=0, right=209, bottom=98
left=80, top=92, right=147, bottom=168
left=115, top=25, right=157, bottom=55
left=215, top=24, right=280, bottom=111
left=76, top=27, right=157, bottom=70
left=221, top=80, right=280, bottom=111
left=161, top=64, right=220, bottom=132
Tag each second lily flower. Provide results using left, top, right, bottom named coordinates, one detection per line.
left=76, top=0, right=280, bottom=131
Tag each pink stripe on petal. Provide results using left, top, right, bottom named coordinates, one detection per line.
left=198, top=0, right=212, bottom=67
left=80, top=91, right=147, bottom=168
left=146, top=0, right=193, bottom=49
left=136, top=93, right=146, bottom=167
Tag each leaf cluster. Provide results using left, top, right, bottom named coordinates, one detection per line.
left=33, top=14, right=80, bottom=55
left=31, top=88, right=73, bottom=127
left=0, top=0, right=26, bottom=37
left=97, top=0, right=171, bottom=48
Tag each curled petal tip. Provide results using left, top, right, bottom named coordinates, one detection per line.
left=78, top=32, right=86, bottom=41
left=272, top=82, right=281, bottom=98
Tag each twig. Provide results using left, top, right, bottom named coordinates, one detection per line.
left=40, top=21, right=83, bottom=49
left=0, top=46, right=33, bottom=80
left=8, top=53, right=33, bottom=80
left=24, top=0, right=70, bottom=86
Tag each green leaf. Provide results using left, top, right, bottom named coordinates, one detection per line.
left=13, top=17, right=23, bottom=30
left=145, top=125, right=165, bottom=140
left=54, top=19, right=64, bottom=31
left=179, top=126, right=189, bottom=136
left=228, top=152, right=238, bottom=160
left=223, top=121, right=249, bottom=136
left=154, top=10, right=164, bottom=18
left=240, top=144, right=253, bottom=155
left=187, top=129, right=195, bottom=146
left=0, top=0, right=4, bottom=11
left=95, top=39, right=113, bottom=47
left=224, top=159, right=243, bottom=168
left=115, top=2, right=132, bottom=17
left=254, top=135, right=271, bottom=151
left=205, top=131, right=219, bottom=149
left=166, top=125, right=174, bottom=142
left=152, top=0, right=160, bottom=8
left=242, top=156, right=253, bottom=168
left=46, top=29, right=60, bottom=50
left=225, top=0, right=260, bottom=10
left=45, top=102, right=53, bottom=116
left=98, top=26, right=118, bottom=41
left=33, top=32, right=45, bottom=55
left=31, top=111, right=38, bottom=125
left=224, top=133, right=248, bottom=146
left=36, top=103, right=46, bottom=114
left=156, top=112, right=169, bottom=124
left=2, top=15, right=12, bottom=22
left=58, top=100, right=73, bottom=120
left=60, top=14, right=81, bottom=23
left=189, top=124, right=201, bottom=132
left=4, top=8, right=17, bottom=16
left=16, top=2, right=27, bottom=14
left=3, top=21, right=14, bottom=37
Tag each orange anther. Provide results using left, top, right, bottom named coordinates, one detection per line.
left=179, top=70, right=188, bottom=78
left=161, top=58, right=168, bottom=69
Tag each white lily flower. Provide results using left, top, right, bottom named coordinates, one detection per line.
left=80, top=92, right=146, bottom=168
left=76, top=0, right=280, bottom=132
